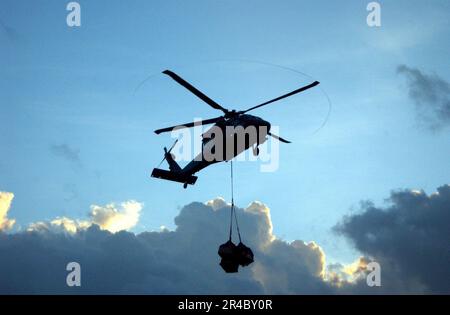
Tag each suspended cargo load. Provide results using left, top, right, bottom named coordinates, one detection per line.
left=218, top=240, right=239, bottom=273
left=217, top=160, right=254, bottom=273
left=236, top=242, right=254, bottom=267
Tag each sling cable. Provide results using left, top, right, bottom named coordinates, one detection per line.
left=218, top=160, right=254, bottom=273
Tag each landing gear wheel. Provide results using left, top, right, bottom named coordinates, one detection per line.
left=183, top=183, right=188, bottom=189
left=253, top=146, right=260, bottom=156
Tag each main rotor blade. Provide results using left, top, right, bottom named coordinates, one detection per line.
left=154, top=116, right=223, bottom=135
left=268, top=132, right=291, bottom=143
left=163, top=70, right=229, bottom=114
left=242, top=81, right=320, bottom=113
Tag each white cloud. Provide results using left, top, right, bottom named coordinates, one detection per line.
left=205, top=197, right=228, bottom=210
left=89, top=200, right=142, bottom=233
left=0, top=192, right=16, bottom=231
left=28, top=200, right=143, bottom=234
left=326, top=257, right=371, bottom=287
left=245, top=201, right=275, bottom=246
left=28, top=217, right=91, bottom=234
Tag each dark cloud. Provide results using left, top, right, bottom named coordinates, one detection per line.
left=1, top=183, right=449, bottom=294
left=397, top=65, right=450, bottom=130
left=50, top=144, right=81, bottom=166
left=0, top=200, right=334, bottom=294
left=335, top=185, right=450, bottom=294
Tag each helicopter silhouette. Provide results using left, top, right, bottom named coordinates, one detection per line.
left=151, top=70, right=320, bottom=188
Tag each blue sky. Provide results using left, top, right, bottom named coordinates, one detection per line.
left=1, top=0, right=449, bottom=265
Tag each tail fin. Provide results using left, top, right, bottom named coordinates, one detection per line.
left=164, top=146, right=182, bottom=172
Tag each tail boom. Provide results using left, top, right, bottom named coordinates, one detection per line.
left=151, top=168, right=198, bottom=186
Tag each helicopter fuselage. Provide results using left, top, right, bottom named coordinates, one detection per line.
left=182, top=114, right=271, bottom=175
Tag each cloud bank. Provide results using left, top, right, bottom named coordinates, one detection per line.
left=0, top=185, right=449, bottom=294
left=397, top=65, right=450, bottom=130
left=0, top=197, right=349, bottom=294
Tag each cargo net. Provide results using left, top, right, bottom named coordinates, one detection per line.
left=218, top=160, right=254, bottom=273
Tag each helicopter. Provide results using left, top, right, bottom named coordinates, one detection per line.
left=151, top=70, right=320, bottom=188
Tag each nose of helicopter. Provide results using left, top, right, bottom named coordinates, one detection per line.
left=240, top=114, right=271, bottom=133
